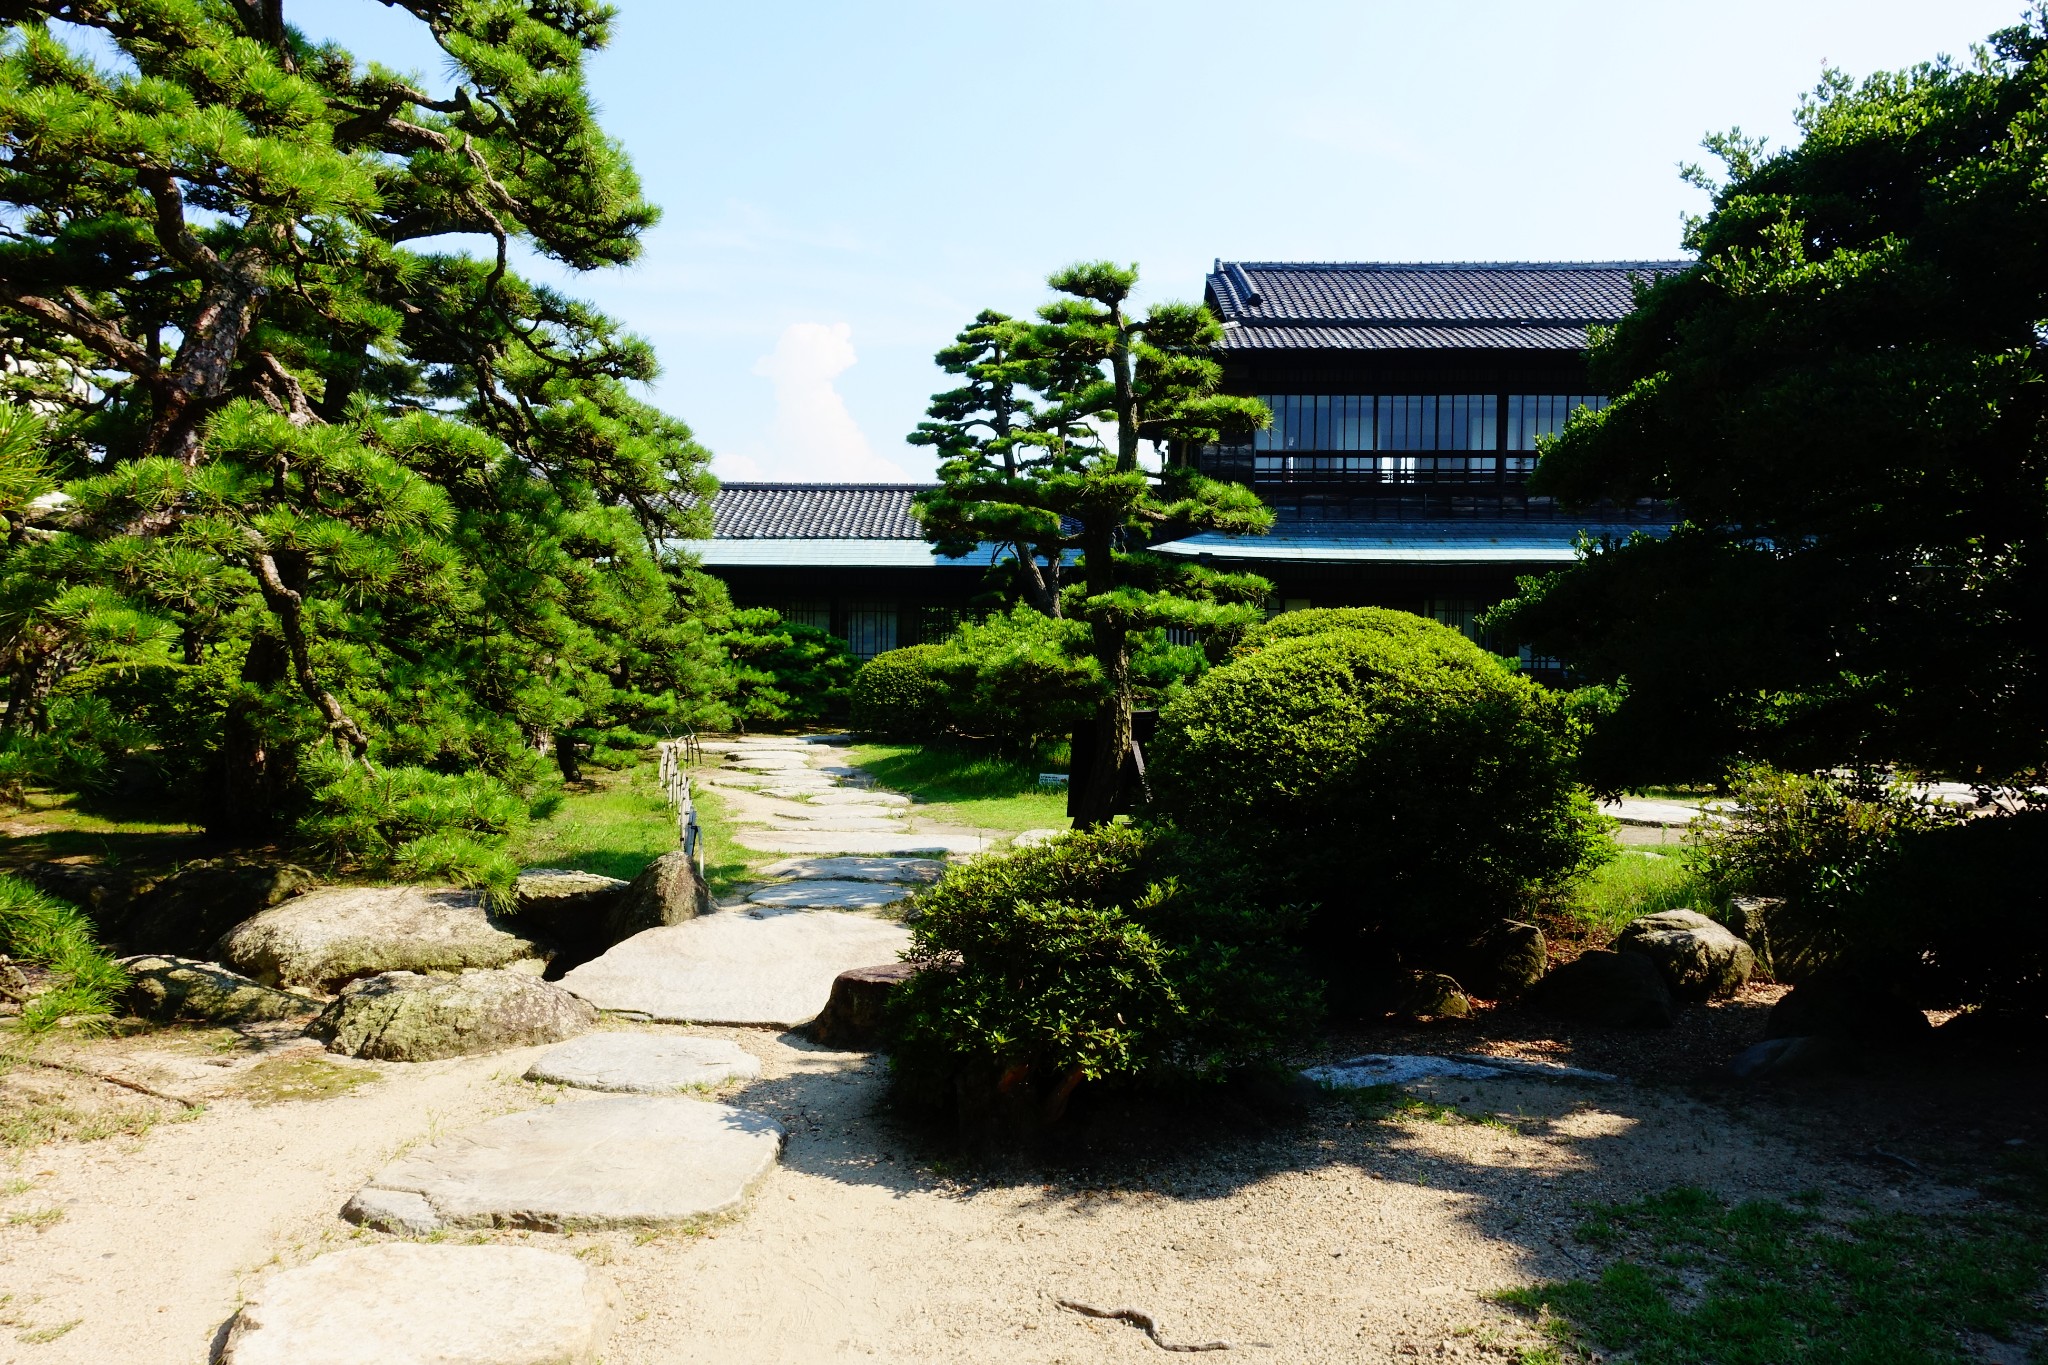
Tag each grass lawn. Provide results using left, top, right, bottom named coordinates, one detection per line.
left=506, top=763, right=676, bottom=882
left=508, top=760, right=769, bottom=901
left=1500, top=1184, right=2048, bottom=1365
left=1565, top=843, right=1716, bottom=939
left=0, top=790, right=206, bottom=873
left=843, top=743, right=1069, bottom=833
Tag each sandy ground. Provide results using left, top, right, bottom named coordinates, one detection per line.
left=0, top=1006, right=1993, bottom=1365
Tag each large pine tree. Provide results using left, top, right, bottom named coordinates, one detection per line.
left=0, top=2, right=719, bottom=829
left=913, top=263, right=1274, bottom=825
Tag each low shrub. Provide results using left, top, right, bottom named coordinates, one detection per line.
left=293, top=754, right=529, bottom=906
left=941, top=607, right=1099, bottom=751
left=890, top=824, right=1317, bottom=1140
left=847, top=643, right=955, bottom=742
left=1692, top=766, right=2044, bottom=1011
left=0, top=874, right=127, bottom=1032
left=1151, top=611, right=1611, bottom=989
left=1235, top=605, right=1461, bottom=657
left=714, top=607, right=857, bottom=728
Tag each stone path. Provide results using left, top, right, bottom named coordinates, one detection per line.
left=220, top=1243, right=616, bottom=1364
left=524, top=1033, right=762, bottom=1092
left=696, top=734, right=997, bottom=857
left=343, top=1095, right=787, bottom=1233
left=237, top=735, right=992, bottom=1362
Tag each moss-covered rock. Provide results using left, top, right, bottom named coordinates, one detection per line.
left=120, top=954, right=318, bottom=1024
left=218, top=886, right=548, bottom=991
left=310, top=969, right=596, bottom=1062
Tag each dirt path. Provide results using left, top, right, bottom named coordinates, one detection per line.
left=0, top=1017, right=1953, bottom=1364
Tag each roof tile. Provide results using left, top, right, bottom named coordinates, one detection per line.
left=709, top=483, right=934, bottom=539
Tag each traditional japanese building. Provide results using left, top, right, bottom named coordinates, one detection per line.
left=688, top=259, right=1689, bottom=661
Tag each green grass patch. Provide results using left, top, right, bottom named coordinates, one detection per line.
left=0, top=788, right=205, bottom=872
left=506, top=763, right=676, bottom=882
left=1566, top=847, right=1718, bottom=939
left=1499, top=1186, right=2048, bottom=1365
left=843, top=742, right=1069, bottom=833
left=236, top=1054, right=379, bottom=1106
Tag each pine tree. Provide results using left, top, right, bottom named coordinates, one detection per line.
left=0, top=4, right=717, bottom=830
left=913, top=263, right=1274, bottom=825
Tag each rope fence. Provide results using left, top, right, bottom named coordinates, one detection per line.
left=656, top=732, right=704, bottom=877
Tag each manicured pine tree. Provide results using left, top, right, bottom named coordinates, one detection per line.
left=914, top=262, right=1274, bottom=826
left=0, top=3, right=719, bottom=830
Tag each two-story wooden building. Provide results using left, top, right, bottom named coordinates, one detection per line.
left=686, top=259, right=1687, bottom=660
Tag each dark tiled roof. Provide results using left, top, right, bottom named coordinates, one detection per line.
left=1208, top=260, right=1690, bottom=352
left=709, top=482, right=935, bottom=539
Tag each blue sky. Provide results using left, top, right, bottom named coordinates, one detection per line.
left=313, top=0, right=2027, bottom=483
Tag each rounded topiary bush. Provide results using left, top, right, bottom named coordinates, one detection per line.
left=1152, top=612, right=1610, bottom=969
left=889, top=824, right=1317, bottom=1142
left=1235, top=605, right=1458, bottom=656
left=847, top=644, right=954, bottom=742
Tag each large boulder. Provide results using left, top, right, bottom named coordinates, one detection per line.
left=218, top=1242, right=617, bottom=1365
left=218, top=886, right=548, bottom=991
left=1528, top=950, right=1676, bottom=1028
left=808, top=962, right=917, bottom=1048
left=508, top=868, right=630, bottom=957
left=18, top=862, right=148, bottom=933
left=119, top=954, right=318, bottom=1025
left=117, top=859, right=318, bottom=957
left=1389, top=969, right=1472, bottom=1019
left=1766, top=972, right=1932, bottom=1051
left=1613, top=909, right=1755, bottom=1001
left=1462, top=920, right=1548, bottom=999
left=1729, top=1034, right=1854, bottom=1081
left=310, top=969, right=597, bottom=1062
left=606, top=851, right=708, bottom=942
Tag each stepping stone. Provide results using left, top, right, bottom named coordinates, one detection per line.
left=1012, top=827, right=1068, bottom=848
left=767, top=804, right=907, bottom=821
left=736, top=830, right=991, bottom=856
left=770, top=789, right=911, bottom=806
left=559, top=908, right=911, bottom=1027
left=525, top=1033, right=761, bottom=1092
left=747, top=879, right=911, bottom=911
left=343, top=1096, right=785, bottom=1233
left=220, top=886, right=547, bottom=991
left=219, top=1243, right=616, bottom=1365
left=760, top=856, right=945, bottom=885
left=760, top=815, right=903, bottom=833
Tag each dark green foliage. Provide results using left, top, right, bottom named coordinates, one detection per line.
left=1694, top=767, right=2045, bottom=1010
left=292, top=755, right=529, bottom=907
left=1503, top=1187, right=2048, bottom=1365
left=0, top=873, right=126, bottom=1032
left=911, top=264, right=1275, bottom=823
left=891, top=825, right=1318, bottom=1133
left=1489, top=17, right=2048, bottom=789
left=1236, top=606, right=1456, bottom=657
left=1151, top=613, right=1611, bottom=971
left=711, top=608, right=856, bottom=730
left=0, top=6, right=725, bottom=835
left=848, top=645, right=955, bottom=743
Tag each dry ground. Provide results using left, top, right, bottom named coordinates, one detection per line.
left=2, top=993, right=2038, bottom=1365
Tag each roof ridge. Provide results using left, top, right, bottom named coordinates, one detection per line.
left=715, top=481, right=939, bottom=491
left=1215, top=260, right=1692, bottom=272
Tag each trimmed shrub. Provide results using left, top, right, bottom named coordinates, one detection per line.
left=1151, top=612, right=1611, bottom=979
left=940, top=607, right=1098, bottom=752
left=890, top=824, right=1317, bottom=1138
left=0, top=874, right=127, bottom=1032
left=1236, top=605, right=1462, bottom=657
left=848, top=643, right=955, bottom=742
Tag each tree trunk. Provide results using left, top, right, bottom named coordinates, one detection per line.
left=213, top=633, right=291, bottom=837
left=554, top=734, right=583, bottom=783
left=1071, top=620, right=1131, bottom=828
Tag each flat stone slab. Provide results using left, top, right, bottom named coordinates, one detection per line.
left=219, top=886, right=546, bottom=991
left=221, top=1243, right=616, bottom=1365
left=525, top=1033, right=761, bottom=1092
left=1601, top=797, right=1721, bottom=828
left=559, top=908, right=912, bottom=1027
left=774, top=789, right=912, bottom=806
left=759, top=816, right=904, bottom=833
left=1012, top=827, right=1068, bottom=848
left=747, top=879, right=911, bottom=911
left=735, top=830, right=991, bottom=856
left=344, top=1096, right=785, bottom=1232
left=767, top=804, right=908, bottom=821
left=759, top=856, right=945, bottom=885
left=1303, top=1052, right=1618, bottom=1088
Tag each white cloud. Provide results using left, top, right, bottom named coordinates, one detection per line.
left=741, top=322, right=907, bottom=481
